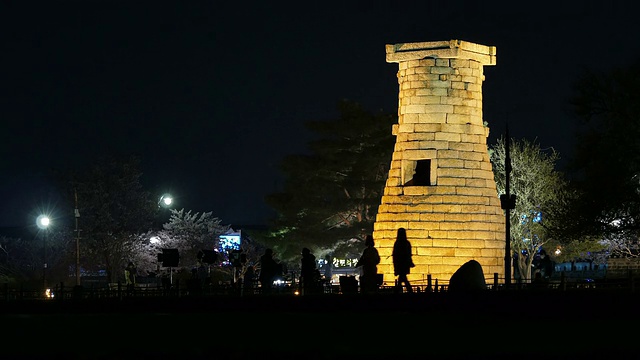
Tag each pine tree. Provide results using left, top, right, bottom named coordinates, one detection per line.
left=263, top=100, right=396, bottom=262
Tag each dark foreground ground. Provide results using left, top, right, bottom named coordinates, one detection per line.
left=2, top=290, right=639, bottom=360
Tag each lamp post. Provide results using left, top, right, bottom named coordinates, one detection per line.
left=500, top=124, right=516, bottom=289
left=74, top=189, right=81, bottom=287
left=36, top=215, right=50, bottom=293
left=157, top=193, right=174, bottom=229
left=156, top=194, right=174, bottom=285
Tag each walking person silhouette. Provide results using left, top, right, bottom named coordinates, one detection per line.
left=259, top=249, right=278, bottom=295
left=356, top=234, right=380, bottom=294
left=392, top=228, right=414, bottom=294
left=300, top=248, right=319, bottom=295
left=124, top=261, right=137, bottom=296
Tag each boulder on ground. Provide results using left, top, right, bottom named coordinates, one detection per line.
left=448, top=260, right=486, bottom=293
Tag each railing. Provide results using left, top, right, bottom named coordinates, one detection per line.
left=3, top=271, right=640, bottom=302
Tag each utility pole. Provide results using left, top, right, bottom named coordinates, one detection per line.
left=500, top=124, right=516, bottom=289
left=74, top=188, right=81, bottom=287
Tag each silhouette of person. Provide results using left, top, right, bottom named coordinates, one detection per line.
left=539, top=250, right=554, bottom=279
left=300, top=248, right=319, bottom=295
left=356, top=235, right=380, bottom=294
left=187, top=268, right=202, bottom=296
left=392, top=228, right=414, bottom=293
left=197, top=262, right=209, bottom=290
left=124, top=262, right=137, bottom=295
left=243, top=264, right=256, bottom=294
left=513, top=251, right=524, bottom=286
left=258, top=249, right=278, bottom=295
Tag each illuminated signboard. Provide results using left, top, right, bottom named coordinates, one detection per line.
left=218, top=232, right=241, bottom=252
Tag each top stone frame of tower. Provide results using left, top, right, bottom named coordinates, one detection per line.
left=385, top=39, right=496, bottom=66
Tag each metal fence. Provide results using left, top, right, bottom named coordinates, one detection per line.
left=3, top=270, right=640, bottom=302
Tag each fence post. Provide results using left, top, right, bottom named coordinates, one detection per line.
left=493, top=272, right=498, bottom=291
left=427, top=274, right=432, bottom=293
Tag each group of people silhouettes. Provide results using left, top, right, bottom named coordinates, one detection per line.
left=256, top=247, right=322, bottom=295
left=252, top=227, right=415, bottom=295
left=121, top=229, right=414, bottom=296
left=356, top=227, right=414, bottom=294
left=123, top=228, right=414, bottom=297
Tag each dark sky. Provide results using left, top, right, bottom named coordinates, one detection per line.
left=2, top=1, right=639, bottom=228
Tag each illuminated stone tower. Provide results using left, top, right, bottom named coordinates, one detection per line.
left=372, top=40, right=505, bottom=287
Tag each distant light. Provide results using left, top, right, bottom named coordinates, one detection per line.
left=150, top=236, right=161, bottom=244
left=36, top=215, right=51, bottom=229
left=159, top=194, right=173, bottom=208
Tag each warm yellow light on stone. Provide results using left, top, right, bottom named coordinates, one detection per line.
left=373, top=39, right=505, bottom=288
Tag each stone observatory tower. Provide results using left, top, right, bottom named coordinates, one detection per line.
left=372, top=40, right=505, bottom=288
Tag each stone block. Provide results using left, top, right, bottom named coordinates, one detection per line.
left=410, top=95, right=441, bottom=105
left=397, top=124, right=415, bottom=133
left=454, top=248, right=482, bottom=257
left=460, top=134, right=482, bottom=143
left=437, top=168, right=470, bottom=178
left=431, top=238, right=458, bottom=247
left=435, top=132, right=462, bottom=142
left=407, top=133, right=436, bottom=141
left=446, top=113, right=474, bottom=125
left=401, top=104, right=426, bottom=114
left=453, top=105, right=482, bottom=116
left=448, top=260, right=487, bottom=293
left=434, top=150, right=459, bottom=161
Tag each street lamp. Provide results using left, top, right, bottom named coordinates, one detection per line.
left=36, top=214, right=50, bottom=295
left=159, top=193, right=173, bottom=208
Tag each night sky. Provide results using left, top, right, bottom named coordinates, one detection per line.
left=2, top=1, right=639, bottom=228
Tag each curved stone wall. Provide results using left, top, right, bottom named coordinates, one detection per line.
left=373, top=40, right=505, bottom=287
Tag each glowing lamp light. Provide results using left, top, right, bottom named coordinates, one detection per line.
left=36, top=215, right=51, bottom=229
left=150, top=236, right=161, bottom=244
left=159, top=194, right=173, bottom=208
